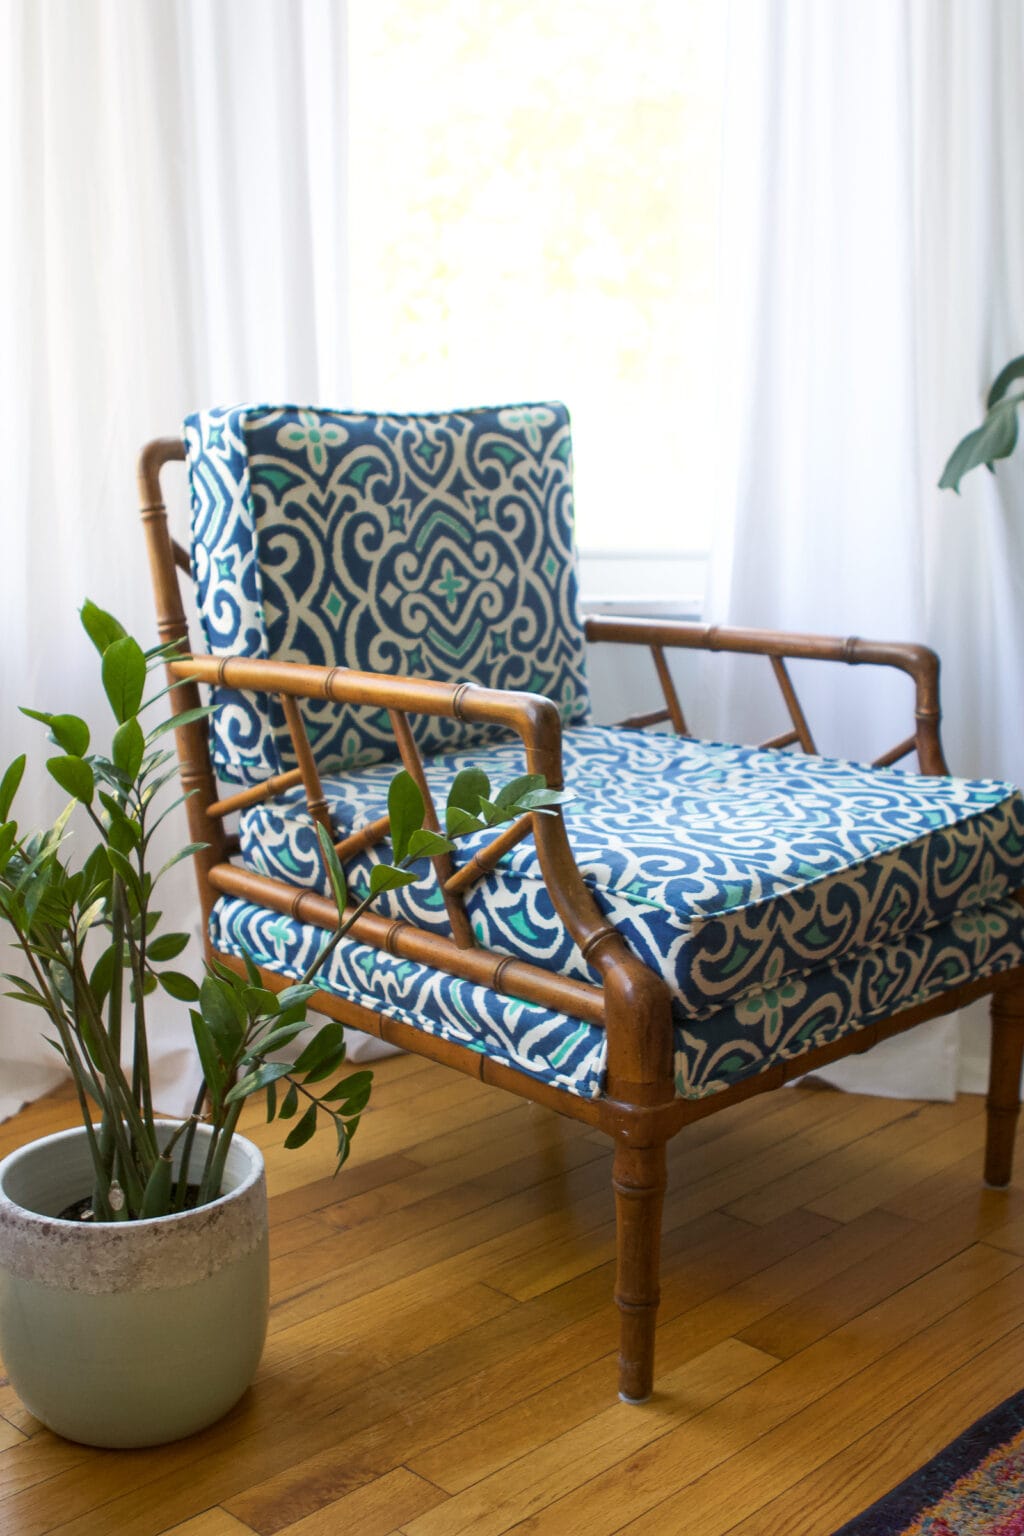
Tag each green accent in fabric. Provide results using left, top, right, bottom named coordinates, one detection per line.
left=553, top=436, right=572, bottom=463
left=215, top=556, right=235, bottom=581
left=490, top=629, right=508, bottom=658
left=714, top=1053, right=750, bottom=1076
left=426, top=620, right=484, bottom=663
left=543, top=553, right=559, bottom=583
left=356, top=952, right=376, bottom=979
left=548, top=1023, right=589, bottom=1067
left=485, top=441, right=524, bottom=469
left=415, top=439, right=441, bottom=466
left=325, top=590, right=343, bottom=619
left=719, top=940, right=754, bottom=977
left=802, top=919, right=832, bottom=949
left=509, top=910, right=538, bottom=941
left=421, top=886, right=446, bottom=909
left=388, top=505, right=407, bottom=531
left=252, top=465, right=301, bottom=495
left=414, top=508, right=473, bottom=552
left=472, top=496, right=490, bottom=523
left=345, top=458, right=376, bottom=488
left=276, top=848, right=304, bottom=876
left=949, top=847, right=972, bottom=878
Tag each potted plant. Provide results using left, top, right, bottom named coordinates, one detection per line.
left=939, top=354, right=1024, bottom=491
left=0, top=602, right=564, bottom=1447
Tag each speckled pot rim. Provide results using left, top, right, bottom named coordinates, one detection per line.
left=0, top=1124, right=267, bottom=1294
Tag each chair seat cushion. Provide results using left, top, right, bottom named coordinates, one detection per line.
left=209, top=892, right=1024, bottom=1101
left=237, top=725, right=1024, bottom=1021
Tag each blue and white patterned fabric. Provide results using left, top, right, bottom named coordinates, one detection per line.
left=227, top=726, right=1024, bottom=1099
left=185, top=400, right=1024, bottom=1104
left=184, top=403, right=589, bottom=784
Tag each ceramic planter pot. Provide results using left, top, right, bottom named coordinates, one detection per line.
left=0, top=1122, right=269, bottom=1448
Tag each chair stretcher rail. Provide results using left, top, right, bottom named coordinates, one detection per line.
left=208, top=862, right=606, bottom=1026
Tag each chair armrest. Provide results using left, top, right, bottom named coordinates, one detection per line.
left=584, top=615, right=948, bottom=775
left=169, top=651, right=674, bottom=1100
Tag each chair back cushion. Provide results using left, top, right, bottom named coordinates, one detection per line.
left=184, top=403, right=590, bottom=784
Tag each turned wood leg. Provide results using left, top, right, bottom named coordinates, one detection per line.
left=613, top=1140, right=667, bottom=1404
left=985, top=982, right=1024, bottom=1187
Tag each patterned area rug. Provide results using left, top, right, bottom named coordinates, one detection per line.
left=833, top=1389, right=1024, bottom=1534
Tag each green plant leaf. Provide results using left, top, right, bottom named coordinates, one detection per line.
left=293, top=1021, right=346, bottom=1076
left=448, top=768, right=490, bottom=814
left=199, top=973, right=246, bottom=1058
left=265, top=1080, right=278, bottom=1122
left=406, top=828, right=455, bottom=861
left=445, top=805, right=485, bottom=838
left=369, top=863, right=419, bottom=895
left=147, top=931, right=190, bottom=962
left=139, top=1156, right=173, bottom=1218
left=101, top=636, right=147, bottom=724
left=190, top=1009, right=226, bottom=1108
left=315, top=824, right=348, bottom=915
left=0, top=757, right=25, bottom=821
left=0, top=821, right=17, bottom=872
left=939, top=394, right=1024, bottom=492
left=112, top=718, right=145, bottom=781
left=279, top=1081, right=299, bottom=1119
left=301, top=1045, right=348, bottom=1086
left=494, top=773, right=545, bottom=809
left=277, top=982, right=320, bottom=1011
left=283, top=1101, right=318, bottom=1150
left=987, top=354, right=1024, bottom=409
left=47, top=755, right=95, bottom=806
left=145, top=706, right=214, bottom=744
left=388, top=770, right=425, bottom=863
left=321, top=1067, right=374, bottom=1102
left=334, top=1119, right=351, bottom=1171
left=20, top=710, right=91, bottom=757
left=250, top=1019, right=307, bottom=1056
left=75, top=896, right=107, bottom=943
left=80, top=600, right=127, bottom=656
left=226, top=1060, right=294, bottom=1102
left=158, top=970, right=201, bottom=1002
left=516, top=787, right=572, bottom=812
left=242, top=985, right=280, bottom=1019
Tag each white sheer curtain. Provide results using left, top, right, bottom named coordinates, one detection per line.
left=710, top=0, right=1024, bottom=1097
left=0, top=0, right=351, bottom=1121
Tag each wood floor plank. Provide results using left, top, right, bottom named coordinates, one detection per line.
left=400, top=1339, right=779, bottom=1536
left=722, top=1094, right=976, bottom=1226
left=615, top=1260, right=1024, bottom=1535
left=156, top=1512, right=258, bottom=1536
left=504, top=1251, right=1024, bottom=1536
left=803, top=1100, right=986, bottom=1222
left=719, top=1322, right=1024, bottom=1536
left=0, top=1067, right=1018, bottom=1536
left=274, top=1468, right=445, bottom=1536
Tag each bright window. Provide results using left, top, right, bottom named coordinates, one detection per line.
left=348, top=0, right=727, bottom=554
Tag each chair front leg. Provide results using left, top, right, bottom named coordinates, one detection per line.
left=985, top=976, right=1024, bottom=1187
left=613, top=1140, right=667, bottom=1403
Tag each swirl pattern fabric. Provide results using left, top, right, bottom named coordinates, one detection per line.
left=237, top=725, right=1024, bottom=1023
left=208, top=894, right=1024, bottom=1101
left=184, top=403, right=590, bottom=784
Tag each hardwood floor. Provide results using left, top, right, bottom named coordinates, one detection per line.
left=1, top=1058, right=1022, bottom=1536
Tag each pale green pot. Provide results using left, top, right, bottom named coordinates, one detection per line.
left=0, top=1123, right=269, bottom=1448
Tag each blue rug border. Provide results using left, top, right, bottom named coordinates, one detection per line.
left=830, top=1386, right=1024, bottom=1534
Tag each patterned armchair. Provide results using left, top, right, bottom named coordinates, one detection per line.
left=139, top=403, right=1024, bottom=1403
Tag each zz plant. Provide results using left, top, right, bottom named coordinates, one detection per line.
left=940, top=354, right=1024, bottom=492
left=0, top=602, right=567, bottom=1222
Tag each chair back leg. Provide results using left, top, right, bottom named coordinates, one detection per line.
left=985, top=978, right=1024, bottom=1187
left=612, top=1140, right=667, bottom=1403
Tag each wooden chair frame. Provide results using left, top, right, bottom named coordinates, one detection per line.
left=140, top=437, right=1024, bottom=1403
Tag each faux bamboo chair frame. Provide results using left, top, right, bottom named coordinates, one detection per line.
left=139, top=436, right=1024, bottom=1404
